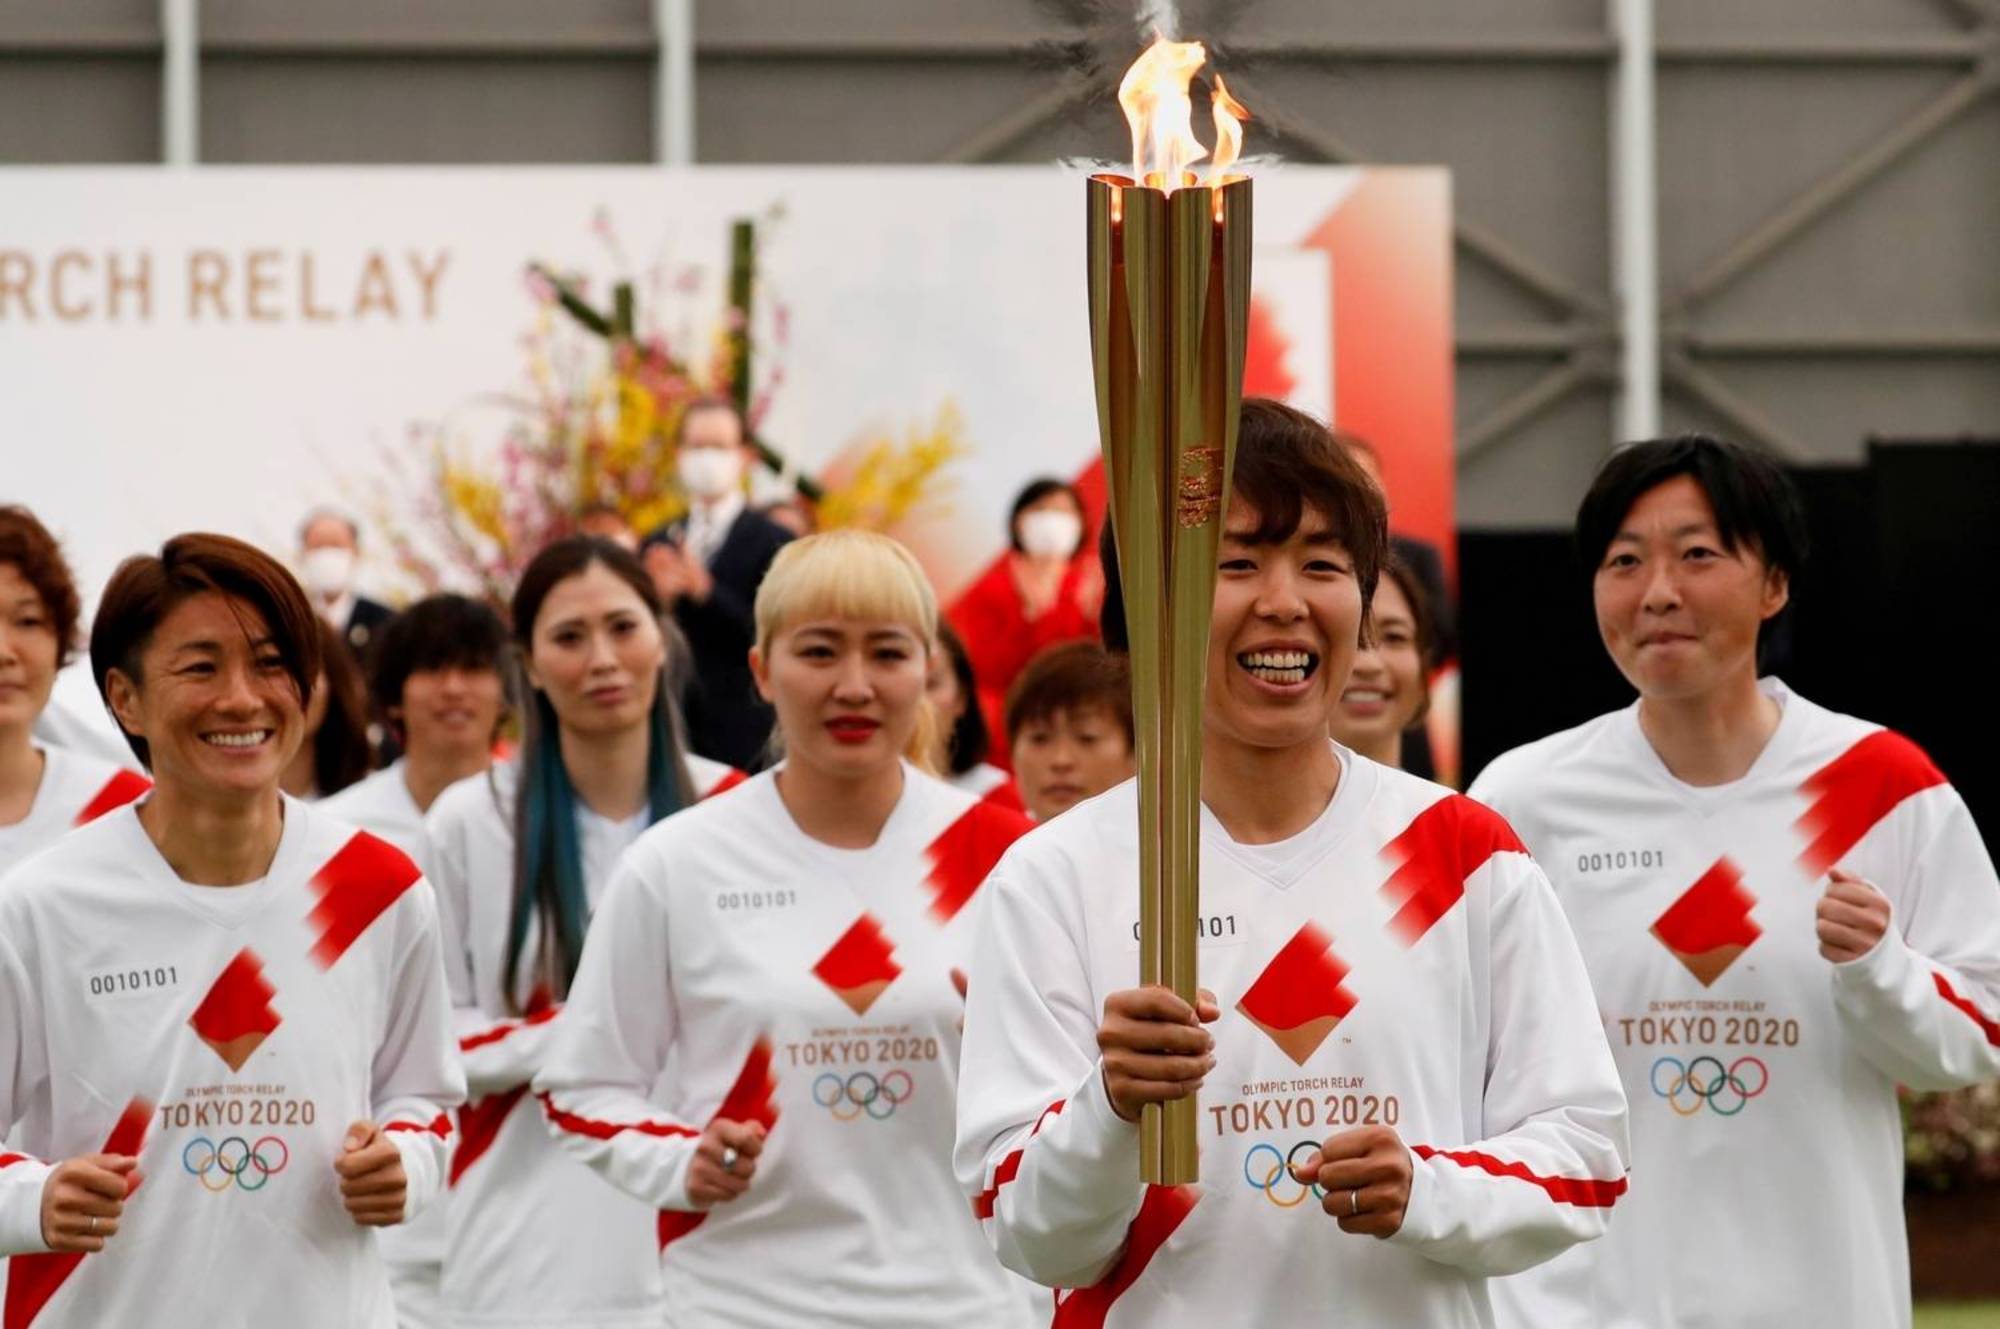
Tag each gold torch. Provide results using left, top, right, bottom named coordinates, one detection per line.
left=1089, top=37, right=1252, bottom=1185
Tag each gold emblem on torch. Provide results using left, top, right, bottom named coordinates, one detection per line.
left=1088, top=34, right=1253, bottom=1186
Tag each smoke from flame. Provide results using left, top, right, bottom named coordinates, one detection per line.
left=1116, top=34, right=1251, bottom=193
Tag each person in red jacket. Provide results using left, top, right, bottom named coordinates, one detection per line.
left=948, top=478, right=1102, bottom=767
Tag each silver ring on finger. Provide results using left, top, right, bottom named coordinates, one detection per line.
left=1348, top=1189, right=1361, bottom=1217
left=720, top=1146, right=739, bottom=1174
left=90, top=1215, right=100, bottom=1234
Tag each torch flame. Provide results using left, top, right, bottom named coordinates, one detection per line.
left=1116, top=35, right=1251, bottom=194
left=1209, top=73, right=1248, bottom=183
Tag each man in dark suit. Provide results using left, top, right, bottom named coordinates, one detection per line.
left=643, top=397, right=795, bottom=769
left=299, top=508, right=394, bottom=658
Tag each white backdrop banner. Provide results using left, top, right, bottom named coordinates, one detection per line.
left=0, top=165, right=1455, bottom=610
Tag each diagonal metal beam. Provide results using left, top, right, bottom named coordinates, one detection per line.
left=1662, top=352, right=1813, bottom=459
left=939, top=70, right=1101, bottom=163
left=1457, top=360, right=1597, bottom=463
left=1668, top=68, right=1997, bottom=313
left=1239, top=80, right=1610, bottom=318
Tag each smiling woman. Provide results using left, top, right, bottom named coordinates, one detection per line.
left=0, top=533, right=466, bottom=1328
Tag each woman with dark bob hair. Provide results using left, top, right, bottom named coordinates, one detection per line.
left=0, top=532, right=463, bottom=1328
left=0, top=505, right=150, bottom=877
left=947, top=476, right=1102, bottom=765
left=421, top=535, right=741, bottom=1329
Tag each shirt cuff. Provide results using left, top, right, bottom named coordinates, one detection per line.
left=0, top=1158, right=55, bottom=1256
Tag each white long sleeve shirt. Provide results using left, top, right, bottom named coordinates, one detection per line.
left=0, top=744, right=150, bottom=877
left=1471, top=680, right=2000, bottom=1329
left=953, top=746, right=1630, bottom=1328
left=320, top=757, right=456, bottom=1324
left=0, top=796, right=465, bottom=1329
left=420, top=755, right=740, bottom=1329
left=535, top=764, right=1037, bottom=1328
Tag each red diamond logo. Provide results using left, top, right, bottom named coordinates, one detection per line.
left=1236, top=922, right=1358, bottom=1065
left=1650, top=858, right=1761, bottom=987
left=812, top=915, right=902, bottom=1017
left=188, top=948, right=282, bottom=1072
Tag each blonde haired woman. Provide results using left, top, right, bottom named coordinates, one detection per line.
left=537, top=531, right=1035, bottom=1327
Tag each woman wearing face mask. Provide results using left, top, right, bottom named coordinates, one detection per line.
left=422, top=536, right=741, bottom=1329
left=536, top=530, right=1037, bottom=1328
left=0, top=507, right=152, bottom=877
left=947, top=478, right=1102, bottom=767
left=642, top=398, right=796, bottom=771
left=1327, top=556, right=1436, bottom=772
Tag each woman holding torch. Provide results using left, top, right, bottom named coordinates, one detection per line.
left=535, top=530, right=1036, bottom=1327
left=953, top=401, right=1629, bottom=1327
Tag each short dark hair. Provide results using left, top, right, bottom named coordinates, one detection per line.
left=1575, top=434, right=1807, bottom=648
left=1228, top=398, right=1390, bottom=640
left=676, top=395, right=747, bottom=445
left=1095, top=398, right=1390, bottom=649
left=90, top=533, right=322, bottom=768
left=1007, top=478, right=1086, bottom=555
left=0, top=506, right=82, bottom=667
left=310, top=618, right=374, bottom=798
left=368, top=593, right=510, bottom=729
left=1005, top=642, right=1134, bottom=749
left=933, top=621, right=991, bottom=775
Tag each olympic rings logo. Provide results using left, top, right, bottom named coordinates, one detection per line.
left=1650, top=1055, right=1769, bottom=1117
left=183, top=1135, right=290, bottom=1192
left=811, top=1071, right=914, bottom=1122
left=1243, top=1140, right=1326, bottom=1209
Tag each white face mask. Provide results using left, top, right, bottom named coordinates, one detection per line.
left=1018, top=509, right=1083, bottom=559
left=300, top=546, right=356, bottom=598
left=678, top=448, right=744, bottom=501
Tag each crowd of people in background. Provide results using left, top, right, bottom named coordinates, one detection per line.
left=4, top=394, right=1994, bottom=1329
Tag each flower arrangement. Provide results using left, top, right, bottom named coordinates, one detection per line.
left=366, top=210, right=964, bottom=603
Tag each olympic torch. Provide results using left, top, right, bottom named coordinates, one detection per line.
left=1089, top=37, right=1252, bottom=1186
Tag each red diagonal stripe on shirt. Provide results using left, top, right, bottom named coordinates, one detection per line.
left=450, top=1087, right=529, bottom=1188
left=4, top=1098, right=152, bottom=1329
left=657, top=1037, right=782, bottom=1252
left=972, top=1099, right=1066, bottom=1221
left=1050, top=1184, right=1199, bottom=1329
left=307, top=830, right=424, bottom=969
left=459, top=1006, right=561, bottom=1054
left=1412, top=1144, right=1627, bottom=1208
left=1934, top=972, right=2000, bottom=1048
left=1796, top=730, right=1946, bottom=877
left=701, top=767, right=748, bottom=799
left=1379, top=794, right=1527, bottom=946
left=72, top=770, right=150, bottom=826
left=0, top=1154, right=29, bottom=1170
left=385, top=1113, right=453, bottom=1139
left=537, top=1094, right=700, bottom=1142
left=923, top=800, right=1033, bottom=923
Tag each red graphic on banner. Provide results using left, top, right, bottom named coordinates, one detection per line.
left=1796, top=730, right=1946, bottom=877
left=1243, top=295, right=1298, bottom=401
left=1237, top=922, right=1358, bottom=1065
left=4, top=1098, right=151, bottom=1329
left=813, top=915, right=903, bottom=1016
left=188, top=948, right=282, bottom=1072
left=73, top=770, right=150, bottom=825
left=923, top=800, right=1033, bottom=923
left=1651, top=858, right=1761, bottom=987
left=307, top=831, right=423, bottom=969
left=1379, top=794, right=1527, bottom=946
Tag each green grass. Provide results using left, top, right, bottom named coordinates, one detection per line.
left=1917, top=1305, right=2000, bottom=1329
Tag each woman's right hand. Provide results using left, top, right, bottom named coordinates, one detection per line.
left=1097, top=986, right=1220, bottom=1123
left=41, top=1153, right=139, bottom=1253
left=685, top=1118, right=767, bottom=1206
